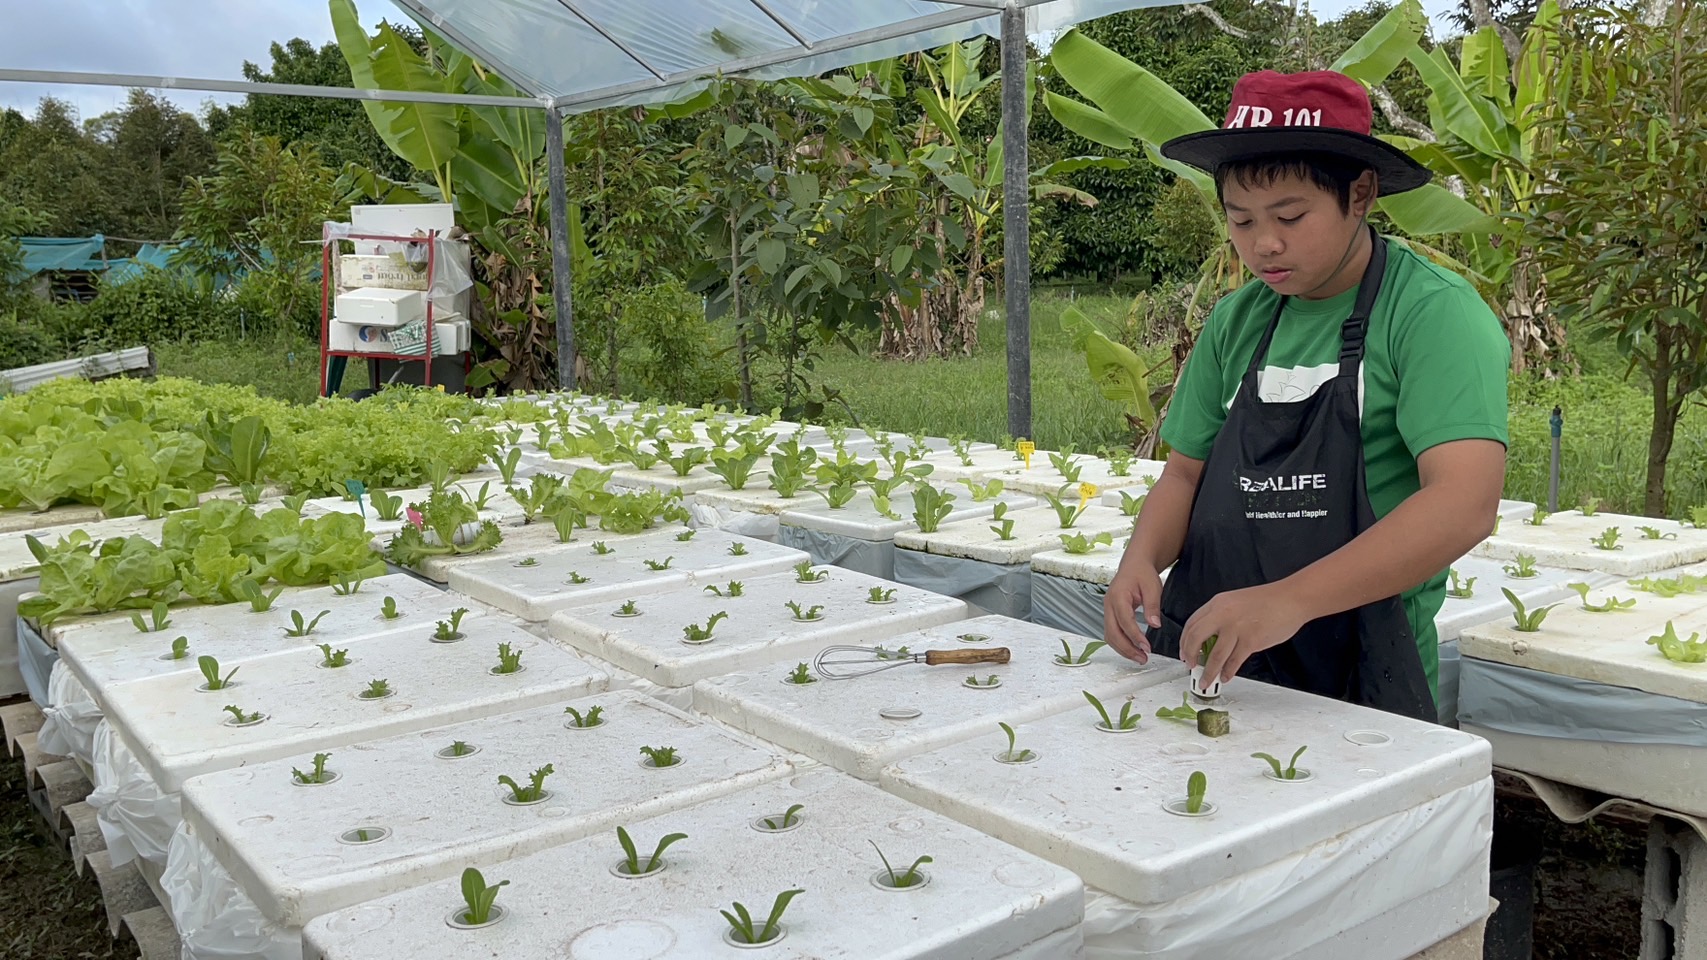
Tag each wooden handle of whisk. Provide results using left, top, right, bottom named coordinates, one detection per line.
left=923, top=647, right=1012, bottom=666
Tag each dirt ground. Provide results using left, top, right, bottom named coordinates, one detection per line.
left=0, top=751, right=1653, bottom=959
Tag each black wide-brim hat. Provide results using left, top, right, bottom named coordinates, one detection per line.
left=1160, top=70, right=1433, bottom=197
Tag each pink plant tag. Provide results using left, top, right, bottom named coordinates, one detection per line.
left=406, top=507, right=425, bottom=530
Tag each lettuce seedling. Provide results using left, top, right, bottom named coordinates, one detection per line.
left=965, top=674, right=1000, bottom=687
left=1118, top=490, right=1147, bottom=517
left=599, top=489, right=690, bottom=535
left=1060, top=531, right=1115, bottom=554
left=1043, top=485, right=1095, bottom=529
left=1056, top=639, right=1107, bottom=665
left=130, top=602, right=172, bottom=634
left=1253, top=746, right=1308, bottom=780
left=950, top=437, right=976, bottom=466
left=616, top=600, right=641, bottom=616
left=1527, top=507, right=1549, bottom=526
left=1567, top=582, right=1637, bottom=612
left=1104, top=447, right=1135, bottom=477
left=466, top=481, right=496, bottom=512
left=198, top=656, right=238, bottom=691
left=704, top=581, right=744, bottom=598
left=549, top=503, right=584, bottom=544
left=1639, top=525, right=1677, bottom=541
left=317, top=644, right=350, bottom=668
left=370, top=489, right=404, bottom=522
left=591, top=541, right=614, bottom=555
left=1446, top=569, right=1476, bottom=599
left=379, top=596, right=401, bottom=620
left=1590, top=527, right=1624, bottom=550
left=1186, top=771, right=1209, bottom=813
left=640, top=746, right=680, bottom=768
left=330, top=572, right=367, bottom=596
left=282, top=491, right=312, bottom=513
left=291, top=753, right=333, bottom=785
left=516, top=557, right=540, bottom=568
left=815, top=481, right=860, bottom=509
left=616, top=826, right=688, bottom=876
left=867, top=587, right=897, bottom=603
left=493, top=447, right=524, bottom=487
left=567, top=571, right=591, bottom=585
left=433, top=608, right=471, bottom=642
left=426, top=462, right=454, bottom=496
left=284, top=609, right=330, bottom=637
left=763, top=804, right=805, bottom=830
left=794, top=561, right=828, bottom=583
left=665, top=446, right=710, bottom=478
left=1580, top=496, right=1602, bottom=517
left=241, top=580, right=285, bottom=613
left=721, top=889, right=804, bottom=946
left=1630, top=573, right=1707, bottom=597
left=767, top=440, right=819, bottom=498
left=1155, top=692, right=1199, bottom=722
left=728, top=542, right=749, bottom=556
left=1083, top=690, right=1140, bottom=730
left=682, top=613, right=728, bottom=643
left=911, top=484, right=957, bottom=533
left=498, top=764, right=554, bottom=802
left=643, top=557, right=675, bottom=571
left=493, top=643, right=525, bottom=675
left=223, top=705, right=263, bottom=725
left=167, top=636, right=189, bottom=661
left=675, top=529, right=696, bottom=542
left=360, top=678, right=391, bottom=699
left=871, top=841, right=931, bottom=888
left=1503, top=588, right=1558, bottom=632
left=1503, top=554, right=1539, bottom=578
left=446, top=740, right=474, bottom=757
left=564, top=704, right=605, bottom=728
left=1648, top=622, right=1707, bottom=663
left=785, top=602, right=825, bottom=621
left=997, top=722, right=1033, bottom=762
left=1048, top=448, right=1085, bottom=483
left=958, top=478, right=1005, bottom=503
left=708, top=447, right=762, bottom=490
left=458, top=868, right=509, bottom=926
left=511, top=474, right=566, bottom=524
left=787, top=662, right=816, bottom=685
left=622, top=441, right=661, bottom=472
left=989, top=502, right=1018, bottom=540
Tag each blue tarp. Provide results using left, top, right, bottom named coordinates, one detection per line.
left=19, top=235, right=108, bottom=274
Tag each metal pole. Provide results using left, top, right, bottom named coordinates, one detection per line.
left=1549, top=405, right=1563, bottom=512
left=1000, top=2, right=1032, bottom=442
left=545, top=107, right=577, bottom=391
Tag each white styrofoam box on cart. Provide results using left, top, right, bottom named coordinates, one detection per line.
left=1470, top=510, right=1707, bottom=575
left=880, top=678, right=1493, bottom=960
left=694, top=616, right=1187, bottom=780
left=100, top=618, right=608, bottom=795
left=174, top=691, right=797, bottom=932
left=399, top=520, right=669, bottom=583
left=779, top=490, right=1039, bottom=544
left=547, top=568, right=969, bottom=689
left=302, top=769, right=1086, bottom=960
left=895, top=504, right=1134, bottom=567
left=448, top=528, right=806, bottom=621
left=334, top=288, right=424, bottom=328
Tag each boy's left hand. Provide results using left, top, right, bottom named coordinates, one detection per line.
left=1180, top=583, right=1312, bottom=685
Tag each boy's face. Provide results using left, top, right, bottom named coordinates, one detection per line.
left=1221, top=170, right=1376, bottom=300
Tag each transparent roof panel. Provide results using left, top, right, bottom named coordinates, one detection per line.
left=416, top=0, right=660, bottom=100
left=564, top=0, right=799, bottom=76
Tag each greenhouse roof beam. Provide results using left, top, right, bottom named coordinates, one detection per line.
left=0, top=68, right=547, bottom=108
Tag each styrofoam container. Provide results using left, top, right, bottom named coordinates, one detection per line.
left=1496, top=499, right=1540, bottom=522
left=540, top=454, right=736, bottom=496
left=1457, top=722, right=1707, bottom=819
left=1457, top=572, right=1707, bottom=705
left=546, top=568, right=968, bottom=688
left=0, top=502, right=106, bottom=535
left=0, top=514, right=165, bottom=581
left=302, top=483, right=522, bottom=539
left=448, top=528, right=807, bottom=621
left=880, top=678, right=1492, bottom=958
left=334, top=287, right=424, bottom=328
left=978, top=453, right=1166, bottom=498
left=180, top=691, right=796, bottom=926
left=895, top=504, right=1134, bottom=566
left=907, top=447, right=1029, bottom=484
left=778, top=489, right=1038, bottom=544
left=694, top=485, right=823, bottom=518
left=1099, top=481, right=1159, bottom=512
left=1433, top=555, right=1618, bottom=644
left=1470, top=510, right=1707, bottom=575
left=402, top=520, right=667, bottom=583
left=694, top=616, right=1187, bottom=779
left=301, top=768, right=1085, bottom=960
left=100, top=619, right=608, bottom=793
left=1028, top=545, right=1132, bottom=587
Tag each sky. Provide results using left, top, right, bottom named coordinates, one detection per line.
left=0, top=0, right=1466, bottom=124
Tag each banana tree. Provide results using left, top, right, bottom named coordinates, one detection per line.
left=1382, top=0, right=1567, bottom=372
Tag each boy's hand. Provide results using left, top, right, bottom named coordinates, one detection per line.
left=1103, top=561, right=1165, bottom=664
left=1181, top=583, right=1311, bottom=685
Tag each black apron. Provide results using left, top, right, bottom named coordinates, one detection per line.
left=1152, top=227, right=1437, bottom=723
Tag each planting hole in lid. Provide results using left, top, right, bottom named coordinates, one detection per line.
left=1345, top=730, right=1392, bottom=746
left=879, top=706, right=922, bottom=721
left=337, top=826, right=391, bottom=845
left=871, top=868, right=932, bottom=892
left=1161, top=742, right=1209, bottom=757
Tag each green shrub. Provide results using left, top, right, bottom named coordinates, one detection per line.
left=229, top=266, right=322, bottom=340
left=620, top=278, right=734, bottom=404
left=0, top=312, right=64, bottom=371
left=83, top=266, right=232, bottom=346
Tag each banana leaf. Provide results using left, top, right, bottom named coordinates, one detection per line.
left=1330, top=0, right=1427, bottom=84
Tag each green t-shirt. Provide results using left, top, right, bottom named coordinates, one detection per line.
left=1158, top=237, right=1511, bottom=701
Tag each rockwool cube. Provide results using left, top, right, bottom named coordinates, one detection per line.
left=880, top=678, right=1493, bottom=960
left=177, top=691, right=797, bottom=928
left=546, top=567, right=968, bottom=688
left=301, top=769, right=1085, bottom=960
left=693, top=615, right=1188, bottom=780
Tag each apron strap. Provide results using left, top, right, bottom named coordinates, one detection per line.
left=1338, top=226, right=1388, bottom=375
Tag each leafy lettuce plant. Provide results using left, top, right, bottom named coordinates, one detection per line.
left=1648, top=622, right=1707, bottom=663
left=616, top=826, right=687, bottom=876
left=1567, top=582, right=1636, bottom=612
left=1083, top=690, right=1140, bottom=730
left=767, top=440, right=818, bottom=498
left=385, top=491, right=503, bottom=567
left=457, top=868, right=508, bottom=925
left=1446, top=569, right=1476, bottom=599
left=598, top=489, right=689, bottom=535
left=497, top=764, right=554, bottom=802
left=1059, top=531, right=1114, bottom=554
left=1503, top=588, right=1558, bottom=632
left=721, top=889, right=803, bottom=946
left=911, top=484, right=956, bottom=533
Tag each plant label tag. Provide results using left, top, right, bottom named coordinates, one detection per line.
left=344, top=479, right=367, bottom=517
left=1017, top=440, right=1036, bottom=470
left=405, top=506, right=425, bottom=530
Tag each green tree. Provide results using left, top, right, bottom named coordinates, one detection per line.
left=0, top=99, right=118, bottom=238
left=1522, top=0, right=1707, bottom=516
left=85, top=90, right=216, bottom=244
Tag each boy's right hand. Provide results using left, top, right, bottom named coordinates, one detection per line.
left=1103, top=561, right=1164, bottom=664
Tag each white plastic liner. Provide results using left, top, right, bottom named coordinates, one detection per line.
left=88, top=719, right=179, bottom=869
left=0, top=578, right=36, bottom=698
left=893, top=547, right=1031, bottom=620
left=1030, top=571, right=1106, bottom=639
left=1458, top=657, right=1707, bottom=747
left=1080, top=778, right=1492, bottom=959
left=776, top=524, right=894, bottom=579
left=162, top=822, right=298, bottom=960
left=36, top=660, right=100, bottom=763
left=14, top=613, right=56, bottom=706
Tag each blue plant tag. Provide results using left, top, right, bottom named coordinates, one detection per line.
left=343, top=479, right=368, bottom=518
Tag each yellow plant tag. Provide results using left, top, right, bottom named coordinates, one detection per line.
left=1017, top=440, right=1035, bottom=469
left=1078, top=482, right=1098, bottom=508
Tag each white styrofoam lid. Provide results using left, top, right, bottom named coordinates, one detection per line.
left=179, top=690, right=797, bottom=927
left=301, top=768, right=1083, bottom=960
left=1471, top=510, right=1707, bottom=575
left=879, top=675, right=1490, bottom=905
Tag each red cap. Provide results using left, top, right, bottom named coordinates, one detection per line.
left=1220, top=70, right=1374, bottom=136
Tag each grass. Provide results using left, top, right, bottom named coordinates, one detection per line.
left=145, top=291, right=1707, bottom=519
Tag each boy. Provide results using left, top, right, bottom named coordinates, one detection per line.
left=1101, top=70, right=1509, bottom=721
